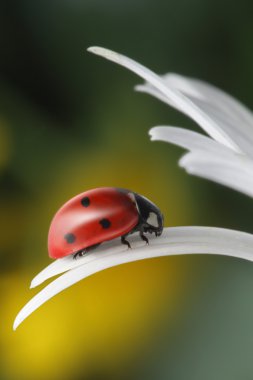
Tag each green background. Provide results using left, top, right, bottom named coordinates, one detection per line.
left=1, top=0, right=253, bottom=379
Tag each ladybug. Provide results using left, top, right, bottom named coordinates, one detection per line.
left=48, top=187, right=164, bottom=259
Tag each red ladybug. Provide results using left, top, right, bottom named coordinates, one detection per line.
left=48, top=187, right=164, bottom=259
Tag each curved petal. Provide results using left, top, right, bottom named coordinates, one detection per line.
left=30, top=238, right=130, bottom=288
left=149, top=126, right=235, bottom=158
left=150, top=126, right=253, bottom=198
left=164, top=74, right=253, bottom=129
left=88, top=46, right=240, bottom=153
left=14, top=226, right=253, bottom=330
left=138, top=79, right=252, bottom=157
left=179, top=151, right=253, bottom=198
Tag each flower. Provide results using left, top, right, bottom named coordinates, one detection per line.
left=88, top=47, right=253, bottom=198
left=13, top=47, right=253, bottom=330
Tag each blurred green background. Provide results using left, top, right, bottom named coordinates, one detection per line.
left=1, top=0, right=253, bottom=379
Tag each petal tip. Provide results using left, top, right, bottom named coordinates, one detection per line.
left=30, top=274, right=43, bottom=288
left=148, top=129, right=154, bottom=140
left=87, top=46, right=121, bottom=62
left=13, top=318, right=20, bottom=331
left=134, top=84, right=144, bottom=92
left=30, top=280, right=36, bottom=289
left=149, top=127, right=160, bottom=141
left=87, top=46, right=99, bottom=53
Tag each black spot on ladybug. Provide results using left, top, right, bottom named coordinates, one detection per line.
left=99, top=218, right=111, bottom=229
left=81, top=196, right=90, bottom=207
left=64, top=233, right=76, bottom=244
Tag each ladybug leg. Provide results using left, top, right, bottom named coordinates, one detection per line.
left=121, top=235, right=131, bottom=249
left=73, top=243, right=101, bottom=260
left=73, top=249, right=88, bottom=260
left=140, top=232, right=149, bottom=245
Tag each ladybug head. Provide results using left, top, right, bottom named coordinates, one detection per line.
left=133, top=192, right=164, bottom=236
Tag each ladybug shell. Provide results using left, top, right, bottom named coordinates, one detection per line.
left=48, top=187, right=139, bottom=259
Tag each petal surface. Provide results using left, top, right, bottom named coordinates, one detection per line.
left=14, top=226, right=253, bottom=330
left=88, top=47, right=240, bottom=153
left=139, top=75, right=253, bottom=157
left=150, top=126, right=235, bottom=157
left=180, top=151, right=253, bottom=198
left=150, top=126, right=253, bottom=198
left=164, top=74, right=253, bottom=130
left=30, top=238, right=130, bottom=288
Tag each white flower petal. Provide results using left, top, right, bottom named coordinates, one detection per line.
left=180, top=151, right=253, bottom=198
left=88, top=46, right=240, bottom=153
left=137, top=71, right=253, bottom=158
left=149, top=126, right=235, bottom=158
left=30, top=238, right=130, bottom=288
left=138, top=74, right=253, bottom=132
left=164, top=74, right=253, bottom=129
left=139, top=76, right=253, bottom=157
left=150, top=126, right=253, bottom=198
left=14, top=226, right=253, bottom=330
